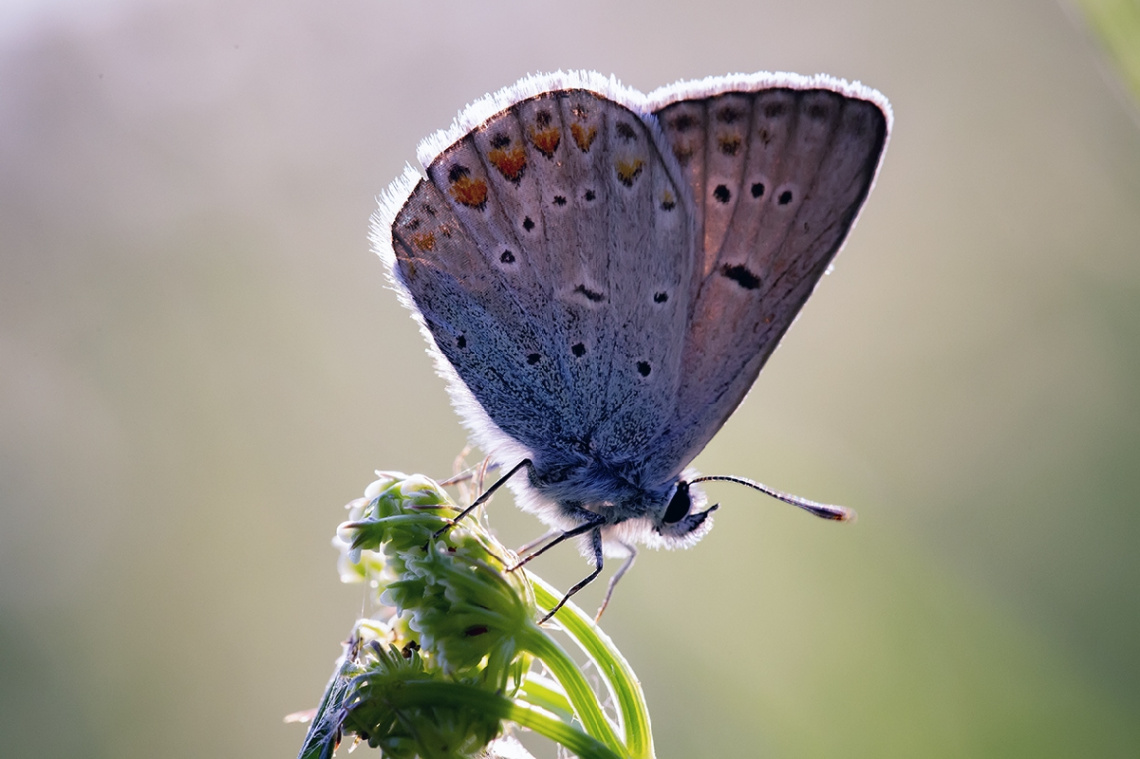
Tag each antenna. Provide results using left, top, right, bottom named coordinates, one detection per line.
left=688, top=475, right=856, bottom=522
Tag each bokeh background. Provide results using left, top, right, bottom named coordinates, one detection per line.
left=3, top=0, right=1139, bottom=757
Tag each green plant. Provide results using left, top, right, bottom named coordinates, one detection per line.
left=295, top=473, right=655, bottom=759
left=1076, top=0, right=1140, bottom=104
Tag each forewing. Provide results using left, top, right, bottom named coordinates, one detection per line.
left=646, top=80, right=889, bottom=481
left=386, top=80, right=694, bottom=466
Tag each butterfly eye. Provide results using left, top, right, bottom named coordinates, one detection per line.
left=662, top=482, right=691, bottom=524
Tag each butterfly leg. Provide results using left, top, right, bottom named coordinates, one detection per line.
left=594, top=541, right=636, bottom=621
left=516, top=528, right=560, bottom=557
left=438, top=453, right=499, bottom=488
left=509, top=510, right=605, bottom=570
left=536, top=526, right=607, bottom=624
left=434, top=458, right=532, bottom=538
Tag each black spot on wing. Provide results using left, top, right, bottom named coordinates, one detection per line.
left=573, top=284, right=605, bottom=303
left=671, top=113, right=697, bottom=132
left=720, top=263, right=762, bottom=290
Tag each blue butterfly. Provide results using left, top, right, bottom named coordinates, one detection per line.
left=375, top=71, right=890, bottom=619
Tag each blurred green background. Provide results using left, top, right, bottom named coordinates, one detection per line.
left=2, top=0, right=1139, bottom=757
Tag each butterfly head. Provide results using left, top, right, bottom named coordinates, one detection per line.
left=651, top=479, right=719, bottom=547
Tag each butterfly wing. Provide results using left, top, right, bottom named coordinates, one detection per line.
left=642, top=75, right=891, bottom=484
left=378, top=73, right=697, bottom=476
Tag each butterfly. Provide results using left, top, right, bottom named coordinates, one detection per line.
left=373, top=71, right=890, bottom=619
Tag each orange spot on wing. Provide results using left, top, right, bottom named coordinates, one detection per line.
left=570, top=123, right=597, bottom=152
left=529, top=127, right=561, bottom=158
left=410, top=231, right=436, bottom=251
left=718, top=135, right=742, bottom=156
left=449, top=176, right=488, bottom=208
left=615, top=158, right=644, bottom=187
left=488, top=146, right=527, bottom=181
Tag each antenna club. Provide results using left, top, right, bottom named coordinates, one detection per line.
left=688, top=474, right=856, bottom=523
